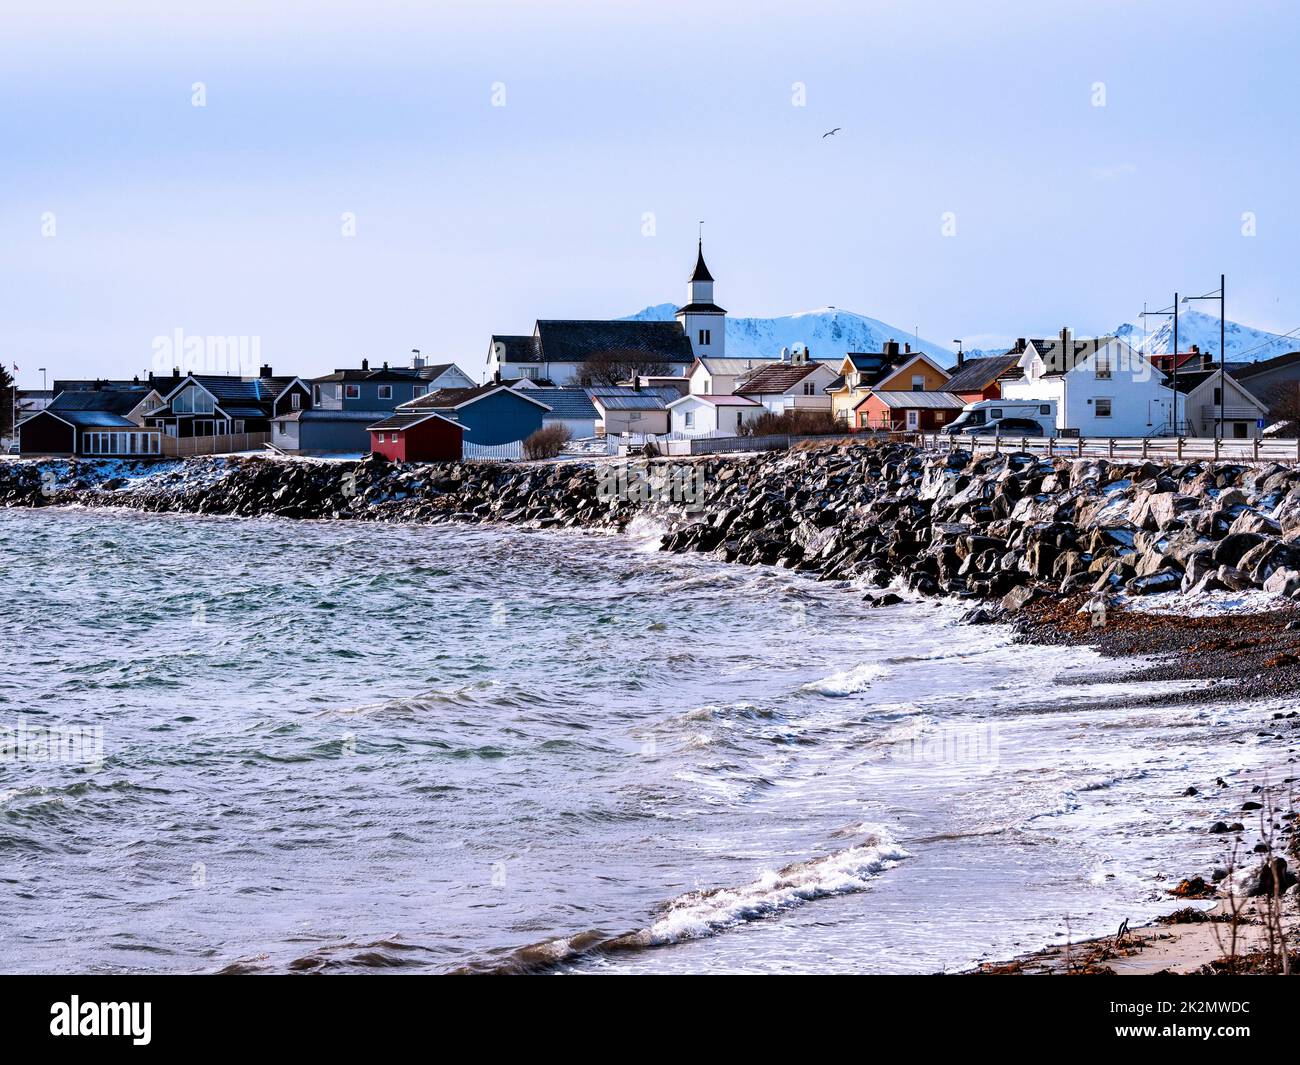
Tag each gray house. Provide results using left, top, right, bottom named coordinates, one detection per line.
left=272, top=359, right=475, bottom=454
left=1229, top=351, right=1300, bottom=421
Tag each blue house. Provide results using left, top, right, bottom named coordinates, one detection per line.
left=396, top=383, right=551, bottom=445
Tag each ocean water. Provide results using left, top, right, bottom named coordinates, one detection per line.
left=0, top=508, right=1288, bottom=975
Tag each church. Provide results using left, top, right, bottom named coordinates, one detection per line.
left=486, top=241, right=726, bottom=384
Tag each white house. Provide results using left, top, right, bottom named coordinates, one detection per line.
left=1000, top=331, right=1176, bottom=437
left=667, top=393, right=765, bottom=436
left=687, top=356, right=768, bottom=395
left=735, top=358, right=838, bottom=414
left=1171, top=367, right=1268, bottom=439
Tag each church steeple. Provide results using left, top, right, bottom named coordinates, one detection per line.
left=690, top=239, right=714, bottom=284
left=676, top=235, right=726, bottom=358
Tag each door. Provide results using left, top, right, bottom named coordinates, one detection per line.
left=1233, top=422, right=1248, bottom=439
left=905, top=410, right=919, bottom=430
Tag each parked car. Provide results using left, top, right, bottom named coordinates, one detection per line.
left=960, top=417, right=1046, bottom=437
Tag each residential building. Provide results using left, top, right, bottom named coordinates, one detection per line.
left=1168, top=366, right=1268, bottom=439
left=19, top=387, right=165, bottom=457
left=666, top=393, right=765, bottom=436
left=827, top=342, right=950, bottom=425
left=143, top=369, right=283, bottom=445
left=366, top=411, right=467, bottom=462
left=854, top=390, right=966, bottom=432
left=397, top=383, right=551, bottom=445
left=734, top=356, right=837, bottom=414
left=686, top=356, right=768, bottom=396
left=999, top=331, right=1175, bottom=436
left=587, top=387, right=678, bottom=437
left=1228, top=350, right=1300, bottom=421
left=941, top=354, right=1021, bottom=403
left=512, top=386, right=599, bottom=440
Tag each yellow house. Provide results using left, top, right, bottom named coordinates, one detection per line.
left=827, top=342, right=951, bottom=426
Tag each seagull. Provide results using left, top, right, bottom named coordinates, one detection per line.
left=822, top=127, right=841, bottom=138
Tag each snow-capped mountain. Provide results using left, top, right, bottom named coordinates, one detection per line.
left=1113, top=308, right=1297, bottom=363
left=623, top=304, right=954, bottom=364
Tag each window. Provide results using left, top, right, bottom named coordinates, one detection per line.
left=378, top=385, right=393, bottom=400
left=1095, top=351, right=1111, bottom=379
left=803, top=381, right=815, bottom=396
left=736, top=411, right=743, bottom=429
left=344, top=384, right=360, bottom=400
left=391, top=433, right=399, bottom=443
left=698, top=329, right=711, bottom=346
left=911, top=375, right=925, bottom=391
left=1039, top=404, right=1051, bottom=415
left=518, top=366, right=539, bottom=380
left=413, top=385, right=427, bottom=397
left=291, top=393, right=301, bottom=410
left=990, top=408, right=1003, bottom=419
left=935, top=411, right=946, bottom=423
left=684, top=410, right=695, bottom=428
left=1213, top=387, right=1222, bottom=405
left=1095, top=397, right=1113, bottom=417
left=233, top=420, right=245, bottom=434
left=313, top=385, right=321, bottom=404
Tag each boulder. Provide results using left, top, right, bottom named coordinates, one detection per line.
left=1125, top=569, right=1181, bottom=596
left=1000, top=584, right=1044, bottom=612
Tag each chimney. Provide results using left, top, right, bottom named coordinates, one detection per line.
left=493, top=369, right=501, bottom=384
left=1015, top=338, right=1026, bottom=354
left=382, top=361, right=389, bottom=370
left=411, top=348, right=424, bottom=369
left=173, top=367, right=181, bottom=379
left=259, top=363, right=273, bottom=379
left=780, top=346, right=790, bottom=363
left=884, top=338, right=900, bottom=359
left=361, top=358, right=369, bottom=372
left=93, top=378, right=103, bottom=391
left=634, top=376, right=642, bottom=392
left=956, top=350, right=965, bottom=368
left=904, top=342, right=911, bottom=354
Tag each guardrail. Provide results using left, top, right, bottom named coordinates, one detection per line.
left=918, top=431, right=1300, bottom=463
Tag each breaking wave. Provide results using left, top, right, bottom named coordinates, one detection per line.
left=803, top=663, right=890, bottom=697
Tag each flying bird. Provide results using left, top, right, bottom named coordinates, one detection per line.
left=822, top=127, right=841, bottom=138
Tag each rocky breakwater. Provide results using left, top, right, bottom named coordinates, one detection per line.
left=5, top=446, right=1300, bottom=617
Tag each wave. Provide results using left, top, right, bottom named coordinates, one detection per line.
left=443, top=828, right=908, bottom=974
left=802, top=663, right=889, bottom=697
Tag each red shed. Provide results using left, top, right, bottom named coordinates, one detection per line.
left=366, top=411, right=466, bottom=462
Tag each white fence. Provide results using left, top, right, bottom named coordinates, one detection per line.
left=463, top=440, right=525, bottom=462
left=917, top=431, right=1300, bottom=463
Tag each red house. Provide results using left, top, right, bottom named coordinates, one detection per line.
left=366, top=411, right=466, bottom=462
left=941, top=354, right=1022, bottom=404
left=854, top=390, right=967, bottom=431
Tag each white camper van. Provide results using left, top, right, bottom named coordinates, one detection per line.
left=942, top=398, right=1059, bottom=438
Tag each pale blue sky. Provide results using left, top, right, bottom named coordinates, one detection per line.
left=2, top=0, right=1297, bottom=385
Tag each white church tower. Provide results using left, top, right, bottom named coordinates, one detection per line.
left=676, top=239, right=726, bottom=358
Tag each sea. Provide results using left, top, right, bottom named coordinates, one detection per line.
left=0, top=507, right=1288, bottom=974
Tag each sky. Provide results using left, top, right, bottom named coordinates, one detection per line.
left=2, top=0, right=1298, bottom=386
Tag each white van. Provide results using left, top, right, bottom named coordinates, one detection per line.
left=942, top=398, right=1059, bottom=438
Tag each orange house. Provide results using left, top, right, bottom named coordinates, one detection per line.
left=828, top=342, right=951, bottom=426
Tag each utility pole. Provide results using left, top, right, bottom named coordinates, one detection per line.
left=1183, top=275, right=1227, bottom=438
left=1139, top=295, right=1179, bottom=434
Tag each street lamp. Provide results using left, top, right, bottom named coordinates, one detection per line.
left=1139, top=294, right=1179, bottom=434
left=1182, top=275, right=1226, bottom=439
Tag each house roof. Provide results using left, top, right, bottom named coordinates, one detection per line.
left=1022, top=337, right=1128, bottom=378
left=942, top=355, right=1021, bottom=394
left=736, top=363, right=822, bottom=395
left=591, top=392, right=670, bottom=412
left=667, top=393, right=761, bottom=408
left=855, top=390, right=967, bottom=411
left=1230, top=349, right=1300, bottom=379
left=399, top=383, right=552, bottom=412
left=534, top=320, right=695, bottom=365
left=50, top=388, right=151, bottom=415
left=50, top=410, right=144, bottom=429
left=366, top=411, right=467, bottom=433
left=313, top=366, right=426, bottom=384
left=692, top=357, right=767, bottom=376
left=518, top=387, right=597, bottom=419
left=296, top=409, right=396, bottom=423
left=675, top=302, right=727, bottom=315
left=490, top=335, right=543, bottom=364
